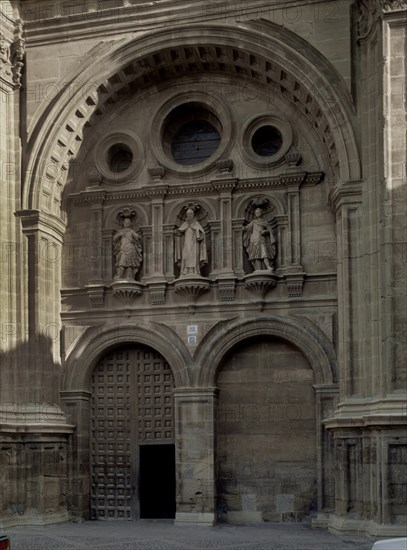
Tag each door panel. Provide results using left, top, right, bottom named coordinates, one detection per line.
left=90, top=345, right=174, bottom=520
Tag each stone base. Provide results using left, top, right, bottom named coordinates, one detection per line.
left=227, top=511, right=263, bottom=524
left=328, top=515, right=407, bottom=540
left=174, top=512, right=216, bottom=526
left=311, top=512, right=330, bottom=529
left=0, top=510, right=70, bottom=528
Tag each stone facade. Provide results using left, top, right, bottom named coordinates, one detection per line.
left=0, top=0, right=406, bottom=540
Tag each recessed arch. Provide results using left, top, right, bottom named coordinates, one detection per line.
left=194, top=315, right=337, bottom=387
left=24, top=20, right=360, bottom=215
left=234, top=192, right=286, bottom=219
left=63, top=322, right=191, bottom=392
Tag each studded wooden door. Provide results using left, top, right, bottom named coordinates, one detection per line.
left=90, top=345, right=175, bottom=520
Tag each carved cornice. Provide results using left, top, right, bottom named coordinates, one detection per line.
left=69, top=172, right=324, bottom=205
left=210, top=178, right=237, bottom=194
left=381, top=0, right=407, bottom=11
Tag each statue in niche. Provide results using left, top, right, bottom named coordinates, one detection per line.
left=174, top=207, right=208, bottom=277
left=0, top=34, right=12, bottom=78
left=242, top=205, right=277, bottom=272
left=113, top=216, right=142, bottom=280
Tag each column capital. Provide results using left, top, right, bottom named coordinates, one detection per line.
left=328, top=181, right=363, bottom=215
left=15, top=209, right=67, bottom=240
left=173, top=387, right=219, bottom=400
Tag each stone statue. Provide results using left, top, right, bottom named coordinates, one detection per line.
left=0, top=34, right=12, bottom=78
left=242, top=207, right=277, bottom=272
left=113, top=217, right=142, bottom=280
left=175, top=208, right=208, bottom=277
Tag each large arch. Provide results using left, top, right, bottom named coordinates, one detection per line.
left=63, top=321, right=191, bottom=392
left=23, top=19, right=360, bottom=213
left=194, top=315, right=337, bottom=387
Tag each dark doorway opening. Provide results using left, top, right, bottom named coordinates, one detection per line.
left=139, top=444, right=176, bottom=519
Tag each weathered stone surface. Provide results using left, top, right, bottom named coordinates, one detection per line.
left=0, top=0, right=405, bottom=540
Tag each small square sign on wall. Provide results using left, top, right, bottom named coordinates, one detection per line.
left=187, top=325, right=198, bottom=335
left=187, top=335, right=197, bottom=345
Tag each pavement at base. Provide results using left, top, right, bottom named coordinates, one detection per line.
left=6, top=520, right=373, bottom=550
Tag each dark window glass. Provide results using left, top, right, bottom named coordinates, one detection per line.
left=171, top=121, right=220, bottom=165
left=251, top=126, right=282, bottom=156
left=108, top=143, right=133, bottom=173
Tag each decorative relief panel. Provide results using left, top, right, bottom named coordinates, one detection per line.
left=64, top=167, right=324, bottom=308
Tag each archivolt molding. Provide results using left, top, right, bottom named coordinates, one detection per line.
left=63, top=322, right=191, bottom=391
left=194, top=315, right=337, bottom=387
left=24, top=21, right=360, bottom=215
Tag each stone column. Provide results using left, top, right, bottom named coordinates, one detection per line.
left=381, top=7, right=407, bottom=394
left=174, top=388, right=218, bottom=526
left=151, top=197, right=165, bottom=276
left=0, top=18, right=25, bottom=413
left=85, top=193, right=106, bottom=307
left=60, top=390, right=92, bottom=520
left=211, top=179, right=237, bottom=300
left=329, top=183, right=363, bottom=400
left=283, top=175, right=306, bottom=296
left=274, top=214, right=288, bottom=269
left=148, top=190, right=168, bottom=302
left=286, top=181, right=302, bottom=267
left=14, top=209, right=69, bottom=418
left=312, top=384, right=338, bottom=527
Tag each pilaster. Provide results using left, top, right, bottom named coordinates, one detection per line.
left=174, top=388, right=219, bottom=526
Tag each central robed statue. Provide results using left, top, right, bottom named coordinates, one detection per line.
left=175, top=208, right=208, bottom=277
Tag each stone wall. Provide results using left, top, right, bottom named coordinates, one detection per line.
left=0, top=0, right=405, bottom=539
left=217, top=338, right=317, bottom=523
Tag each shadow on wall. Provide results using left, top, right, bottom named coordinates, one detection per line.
left=0, top=333, right=71, bottom=525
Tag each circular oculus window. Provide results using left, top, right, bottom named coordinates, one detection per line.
left=171, top=120, right=221, bottom=165
left=94, top=131, right=144, bottom=184
left=162, top=102, right=222, bottom=166
left=251, top=125, right=283, bottom=157
left=107, top=143, right=134, bottom=173
left=150, top=92, right=234, bottom=176
left=240, top=114, right=293, bottom=168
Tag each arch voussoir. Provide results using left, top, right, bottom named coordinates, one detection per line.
left=63, top=322, right=191, bottom=392
left=195, top=316, right=337, bottom=387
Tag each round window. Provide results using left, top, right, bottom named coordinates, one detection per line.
left=107, top=143, right=133, bottom=173
left=251, top=126, right=283, bottom=157
left=162, top=102, right=222, bottom=166
left=171, top=120, right=220, bottom=165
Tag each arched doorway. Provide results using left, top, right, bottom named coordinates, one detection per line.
left=90, top=344, right=176, bottom=520
left=216, top=337, right=317, bottom=523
